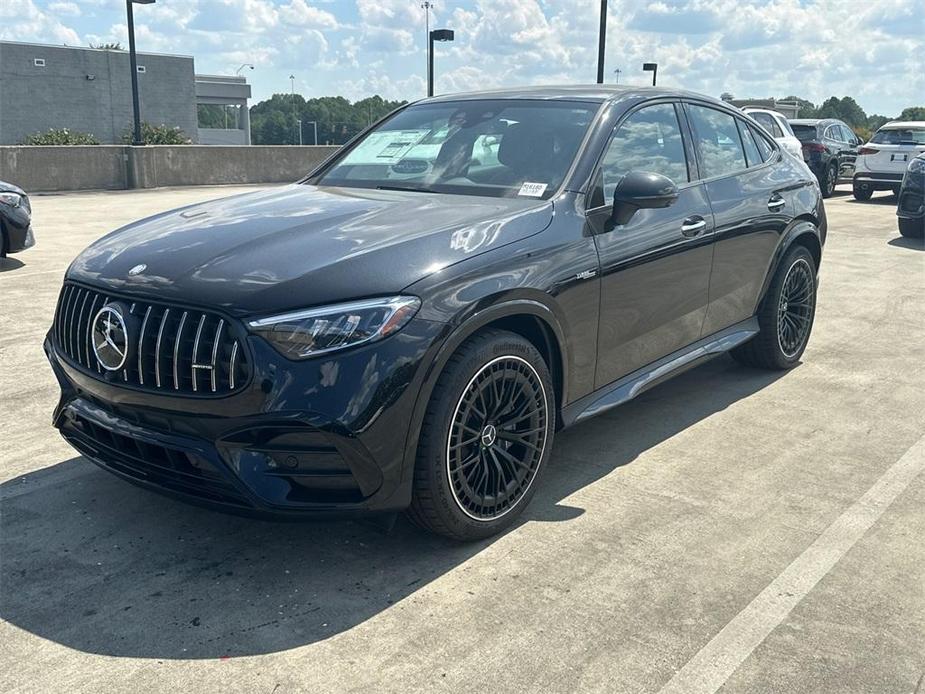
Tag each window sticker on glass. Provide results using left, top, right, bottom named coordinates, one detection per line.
left=347, top=130, right=431, bottom=164
left=518, top=182, right=547, bottom=197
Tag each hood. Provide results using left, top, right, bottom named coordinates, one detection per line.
left=67, top=184, right=553, bottom=315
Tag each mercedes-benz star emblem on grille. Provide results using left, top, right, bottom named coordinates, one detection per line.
left=128, top=263, right=147, bottom=276
left=92, top=305, right=130, bottom=371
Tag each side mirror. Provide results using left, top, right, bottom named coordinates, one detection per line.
left=611, top=171, right=679, bottom=226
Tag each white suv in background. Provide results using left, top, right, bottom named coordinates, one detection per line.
left=853, top=121, right=925, bottom=200
left=742, top=107, right=803, bottom=158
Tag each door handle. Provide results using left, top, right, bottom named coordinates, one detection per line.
left=680, top=217, right=707, bottom=237
left=768, top=195, right=786, bottom=211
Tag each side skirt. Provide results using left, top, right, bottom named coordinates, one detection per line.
left=561, top=317, right=759, bottom=427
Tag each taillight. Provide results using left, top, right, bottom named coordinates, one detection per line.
left=858, top=146, right=879, bottom=155
left=802, top=142, right=826, bottom=153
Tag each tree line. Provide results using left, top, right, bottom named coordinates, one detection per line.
left=249, top=93, right=924, bottom=145
left=781, top=96, right=924, bottom=140
left=250, top=95, right=408, bottom=146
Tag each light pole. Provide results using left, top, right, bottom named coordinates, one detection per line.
left=235, top=63, right=254, bottom=76
left=421, top=2, right=433, bottom=95
left=289, top=74, right=297, bottom=145
left=643, top=62, right=658, bottom=86
left=613, top=68, right=622, bottom=84
left=596, top=0, right=607, bottom=84
left=296, top=119, right=303, bottom=145
left=428, top=29, right=454, bottom=97
left=126, top=0, right=155, bottom=146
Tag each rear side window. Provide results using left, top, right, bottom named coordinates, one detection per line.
left=791, top=124, right=818, bottom=142
left=738, top=121, right=763, bottom=167
left=751, top=126, right=775, bottom=161
left=751, top=112, right=783, bottom=138
left=687, top=104, right=747, bottom=178
left=599, top=102, right=689, bottom=201
left=871, top=127, right=925, bottom=145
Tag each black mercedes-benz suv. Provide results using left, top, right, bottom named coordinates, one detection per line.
left=46, top=87, right=825, bottom=540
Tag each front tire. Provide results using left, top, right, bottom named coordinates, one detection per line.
left=408, top=329, right=555, bottom=541
left=898, top=217, right=925, bottom=239
left=732, top=245, right=817, bottom=370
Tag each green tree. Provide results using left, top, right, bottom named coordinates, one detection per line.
left=89, top=42, right=123, bottom=50
left=23, top=128, right=100, bottom=145
left=815, top=96, right=867, bottom=127
left=898, top=106, right=925, bottom=121
left=250, top=93, right=407, bottom=145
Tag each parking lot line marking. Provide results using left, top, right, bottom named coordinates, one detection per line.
left=658, top=433, right=925, bottom=694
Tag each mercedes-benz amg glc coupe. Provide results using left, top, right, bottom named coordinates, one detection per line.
left=46, top=87, right=825, bottom=540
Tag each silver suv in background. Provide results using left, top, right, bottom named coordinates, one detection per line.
left=743, top=107, right=802, bottom=159
left=853, top=121, right=925, bottom=201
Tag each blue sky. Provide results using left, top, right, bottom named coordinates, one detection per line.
left=3, top=0, right=922, bottom=116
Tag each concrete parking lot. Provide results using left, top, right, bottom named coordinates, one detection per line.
left=1, top=184, right=923, bottom=694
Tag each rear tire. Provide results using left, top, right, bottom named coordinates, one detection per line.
left=820, top=162, right=838, bottom=198
left=898, top=217, right=924, bottom=239
left=852, top=182, right=873, bottom=201
left=407, top=329, right=555, bottom=541
left=732, top=245, right=817, bottom=370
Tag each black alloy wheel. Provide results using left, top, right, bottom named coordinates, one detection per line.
left=408, top=329, right=555, bottom=541
left=823, top=162, right=837, bottom=198
left=446, top=355, right=549, bottom=521
left=776, top=258, right=815, bottom=358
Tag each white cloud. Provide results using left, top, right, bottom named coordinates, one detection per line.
left=48, top=1, right=80, bottom=16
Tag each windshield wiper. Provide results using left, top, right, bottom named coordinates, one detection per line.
left=376, top=184, right=438, bottom=194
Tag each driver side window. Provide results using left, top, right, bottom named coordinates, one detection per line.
left=599, top=103, right=689, bottom=204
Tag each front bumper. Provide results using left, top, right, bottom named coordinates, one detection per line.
left=2, top=217, right=34, bottom=254
left=897, top=170, right=924, bottom=220
left=45, top=315, right=448, bottom=518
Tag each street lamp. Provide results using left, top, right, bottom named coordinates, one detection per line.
left=613, top=68, right=622, bottom=84
left=235, top=63, right=254, bottom=76
left=289, top=74, right=297, bottom=145
left=305, top=120, right=318, bottom=145
left=596, top=0, right=607, bottom=84
left=126, top=0, right=155, bottom=146
left=643, top=62, right=658, bottom=86
left=428, top=29, right=454, bottom=97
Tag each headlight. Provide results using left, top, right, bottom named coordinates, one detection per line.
left=247, top=296, right=421, bottom=359
left=908, top=157, right=925, bottom=174
left=0, top=192, right=22, bottom=207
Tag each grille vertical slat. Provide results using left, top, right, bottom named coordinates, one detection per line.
left=191, top=314, right=207, bottom=393
left=154, top=308, right=171, bottom=389
left=210, top=319, right=224, bottom=393
left=173, top=311, right=188, bottom=391
left=229, top=341, right=239, bottom=391
left=53, top=284, right=248, bottom=396
left=84, top=294, right=100, bottom=368
left=137, top=305, right=152, bottom=385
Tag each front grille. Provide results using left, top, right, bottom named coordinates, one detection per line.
left=53, top=283, right=249, bottom=396
left=62, top=411, right=251, bottom=508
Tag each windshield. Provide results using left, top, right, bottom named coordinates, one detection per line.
left=791, top=124, right=818, bottom=142
left=312, top=100, right=598, bottom=200
left=871, top=127, right=925, bottom=145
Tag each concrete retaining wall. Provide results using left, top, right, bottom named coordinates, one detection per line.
left=0, top=145, right=341, bottom=192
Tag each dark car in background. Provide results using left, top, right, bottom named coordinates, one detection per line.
left=897, top=152, right=925, bottom=238
left=46, top=87, right=825, bottom=540
left=0, top=180, right=35, bottom=257
left=789, top=118, right=861, bottom=198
